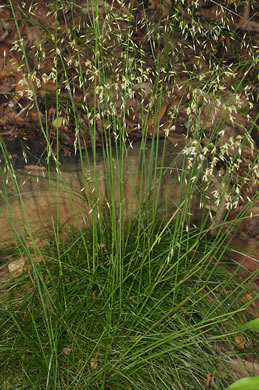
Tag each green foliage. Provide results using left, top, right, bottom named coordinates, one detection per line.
left=226, top=376, right=259, bottom=390
left=240, top=318, right=259, bottom=332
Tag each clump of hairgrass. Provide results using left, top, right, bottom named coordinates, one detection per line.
left=1, top=134, right=257, bottom=389
left=1, top=1, right=258, bottom=389
left=0, top=208, right=258, bottom=389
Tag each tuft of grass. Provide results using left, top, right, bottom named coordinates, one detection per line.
left=0, top=1, right=258, bottom=389
left=1, top=220, right=257, bottom=389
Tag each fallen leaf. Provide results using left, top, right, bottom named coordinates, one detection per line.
left=148, top=104, right=167, bottom=135
left=63, top=347, right=73, bottom=355
left=8, top=257, right=25, bottom=278
left=234, top=335, right=246, bottom=349
left=90, top=355, right=98, bottom=370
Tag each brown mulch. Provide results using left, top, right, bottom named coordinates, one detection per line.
left=0, top=1, right=258, bottom=148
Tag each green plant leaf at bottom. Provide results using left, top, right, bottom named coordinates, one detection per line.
left=240, top=318, right=259, bottom=332
left=226, top=375, right=259, bottom=390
